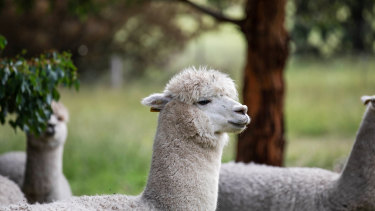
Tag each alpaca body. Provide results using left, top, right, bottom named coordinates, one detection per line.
left=0, top=152, right=25, bottom=186
left=0, top=102, right=72, bottom=203
left=0, top=147, right=71, bottom=204
left=0, top=67, right=249, bottom=210
left=218, top=96, right=375, bottom=211
left=22, top=140, right=71, bottom=203
left=0, top=175, right=26, bottom=205
left=219, top=163, right=338, bottom=211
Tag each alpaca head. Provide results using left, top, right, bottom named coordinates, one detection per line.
left=142, top=67, right=250, bottom=136
left=27, top=101, right=69, bottom=149
left=362, top=95, right=375, bottom=108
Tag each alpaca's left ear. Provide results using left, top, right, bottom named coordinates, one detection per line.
left=142, top=93, right=172, bottom=112
left=361, top=96, right=375, bottom=105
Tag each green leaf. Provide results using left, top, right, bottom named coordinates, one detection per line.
left=0, top=43, right=79, bottom=134
left=16, top=93, right=22, bottom=105
left=0, top=35, right=7, bottom=51
left=1, top=70, right=8, bottom=85
left=74, top=80, right=80, bottom=91
left=46, top=94, right=52, bottom=104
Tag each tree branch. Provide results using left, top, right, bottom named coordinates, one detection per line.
left=177, top=0, right=244, bottom=26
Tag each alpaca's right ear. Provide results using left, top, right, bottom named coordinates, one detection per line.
left=142, top=93, right=171, bottom=112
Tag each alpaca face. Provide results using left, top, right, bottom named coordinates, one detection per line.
left=195, top=95, right=250, bottom=133
left=142, top=68, right=250, bottom=134
left=27, top=102, right=68, bottom=149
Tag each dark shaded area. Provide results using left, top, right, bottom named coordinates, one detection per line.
left=236, top=0, right=288, bottom=166
left=0, top=0, right=213, bottom=80
left=292, top=0, right=375, bottom=56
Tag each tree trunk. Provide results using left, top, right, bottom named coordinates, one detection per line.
left=236, top=0, right=289, bottom=166
left=349, top=1, right=365, bottom=53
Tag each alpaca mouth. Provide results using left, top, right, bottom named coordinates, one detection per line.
left=228, top=121, right=248, bottom=128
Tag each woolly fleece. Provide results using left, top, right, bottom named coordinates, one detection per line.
left=218, top=163, right=339, bottom=211
left=218, top=96, right=375, bottom=211
left=0, top=101, right=71, bottom=203
left=0, top=152, right=25, bottom=187
left=0, top=175, right=26, bottom=205
left=1, top=67, right=247, bottom=211
left=164, top=67, right=238, bottom=103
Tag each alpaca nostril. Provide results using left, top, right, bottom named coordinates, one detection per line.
left=234, top=105, right=248, bottom=115
left=47, top=123, right=55, bottom=128
left=46, top=123, right=55, bottom=135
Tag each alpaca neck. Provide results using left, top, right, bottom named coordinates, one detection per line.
left=328, top=105, right=375, bottom=208
left=142, top=128, right=227, bottom=210
left=22, top=142, right=64, bottom=203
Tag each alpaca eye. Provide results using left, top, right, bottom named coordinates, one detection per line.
left=197, top=100, right=211, bottom=105
left=57, top=116, right=64, bottom=121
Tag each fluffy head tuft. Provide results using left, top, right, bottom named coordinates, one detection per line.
left=164, top=67, right=238, bottom=104
left=51, top=101, right=69, bottom=122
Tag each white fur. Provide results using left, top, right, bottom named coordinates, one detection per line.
left=218, top=95, right=375, bottom=211
left=163, top=67, right=239, bottom=104
left=1, top=67, right=250, bottom=210
left=0, top=175, right=26, bottom=205
left=0, top=101, right=72, bottom=203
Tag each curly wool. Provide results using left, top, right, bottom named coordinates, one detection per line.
left=218, top=163, right=339, bottom=211
left=0, top=152, right=25, bottom=187
left=0, top=175, right=26, bottom=205
left=0, top=101, right=71, bottom=204
left=218, top=97, right=375, bottom=211
left=164, top=67, right=238, bottom=104
left=1, top=67, right=243, bottom=211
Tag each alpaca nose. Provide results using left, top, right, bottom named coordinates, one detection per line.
left=46, top=123, right=55, bottom=136
left=233, top=105, right=248, bottom=115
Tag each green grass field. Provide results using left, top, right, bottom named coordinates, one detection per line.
left=0, top=25, right=374, bottom=196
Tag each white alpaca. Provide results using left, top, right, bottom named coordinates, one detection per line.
left=0, top=175, right=26, bottom=205
left=0, top=101, right=72, bottom=203
left=218, top=95, right=375, bottom=211
left=1, top=67, right=250, bottom=210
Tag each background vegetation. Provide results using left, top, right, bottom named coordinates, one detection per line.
left=0, top=36, right=78, bottom=134
left=0, top=0, right=374, bottom=196
left=1, top=25, right=374, bottom=195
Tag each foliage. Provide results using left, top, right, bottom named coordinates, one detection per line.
left=290, top=0, right=375, bottom=56
left=0, top=0, right=212, bottom=80
left=1, top=54, right=372, bottom=195
left=0, top=36, right=79, bottom=135
left=113, top=2, right=216, bottom=78
left=178, top=0, right=375, bottom=57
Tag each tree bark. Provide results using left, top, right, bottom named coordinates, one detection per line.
left=236, top=0, right=289, bottom=166
left=349, top=1, right=365, bottom=53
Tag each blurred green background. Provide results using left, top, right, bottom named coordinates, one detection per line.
left=0, top=0, right=375, bottom=196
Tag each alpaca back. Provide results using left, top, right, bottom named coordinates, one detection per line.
left=0, top=194, right=155, bottom=210
left=0, top=175, right=26, bottom=205
left=218, top=162, right=338, bottom=211
left=0, top=152, right=26, bottom=187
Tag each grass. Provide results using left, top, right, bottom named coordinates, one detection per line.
left=284, top=56, right=375, bottom=169
left=0, top=25, right=374, bottom=196
left=1, top=58, right=374, bottom=195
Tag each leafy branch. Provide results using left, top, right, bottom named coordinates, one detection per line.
left=176, top=0, right=244, bottom=26
left=0, top=35, right=79, bottom=135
